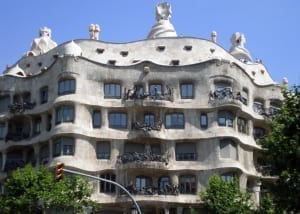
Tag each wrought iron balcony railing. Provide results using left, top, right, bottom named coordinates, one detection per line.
left=132, top=120, right=162, bottom=131
left=123, top=86, right=173, bottom=101
left=8, top=101, right=36, bottom=113
left=117, top=152, right=168, bottom=164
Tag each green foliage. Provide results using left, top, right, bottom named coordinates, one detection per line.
left=0, top=165, right=99, bottom=213
left=259, top=88, right=300, bottom=212
left=200, top=174, right=253, bottom=214
left=255, top=193, right=275, bottom=214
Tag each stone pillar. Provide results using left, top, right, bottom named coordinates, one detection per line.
left=239, top=174, right=247, bottom=192
left=252, top=180, right=261, bottom=204
left=164, top=207, right=169, bottom=214
left=41, top=113, right=48, bottom=132
left=102, top=108, right=108, bottom=128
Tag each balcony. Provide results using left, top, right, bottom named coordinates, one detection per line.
left=132, top=120, right=162, bottom=132
left=6, top=132, right=30, bottom=142
left=123, top=183, right=179, bottom=196
left=123, top=86, right=173, bottom=102
left=255, top=165, right=272, bottom=177
left=8, top=101, right=36, bottom=113
left=117, top=152, right=168, bottom=164
left=209, top=88, right=243, bottom=107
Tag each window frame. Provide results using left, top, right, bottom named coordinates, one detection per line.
left=40, top=86, right=48, bottom=104
left=200, top=113, right=208, bottom=129
left=218, top=110, right=234, bottom=127
left=179, top=174, right=197, bottom=194
left=175, top=143, right=197, bottom=161
left=149, top=84, right=163, bottom=99
left=220, top=139, right=237, bottom=160
left=104, top=83, right=121, bottom=99
left=165, top=112, right=185, bottom=129
left=96, top=141, right=111, bottom=159
left=53, top=137, right=74, bottom=157
left=55, top=105, right=75, bottom=124
left=237, top=117, right=248, bottom=134
left=58, top=79, right=75, bottom=95
left=180, top=83, right=194, bottom=99
left=109, top=112, right=127, bottom=129
left=100, top=173, right=116, bottom=193
left=92, top=110, right=101, bottom=128
left=144, top=113, right=155, bottom=126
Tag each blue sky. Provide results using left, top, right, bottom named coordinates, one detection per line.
left=0, top=0, right=299, bottom=86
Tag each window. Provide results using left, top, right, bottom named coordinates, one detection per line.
left=269, top=100, right=281, bottom=115
left=179, top=174, right=196, bottom=194
left=109, top=112, right=127, bottom=129
left=124, top=143, right=145, bottom=154
left=158, top=176, right=170, bottom=194
left=93, top=110, right=101, bottom=128
left=237, top=117, right=248, bottom=134
left=253, top=127, right=266, bottom=140
left=144, top=114, right=155, bottom=126
left=220, top=140, right=237, bottom=160
left=53, top=137, right=74, bottom=157
left=96, top=142, right=110, bottom=159
left=40, top=144, right=49, bottom=165
left=46, top=114, right=52, bottom=131
left=134, top=85, right=144, bottom=98
left=176, top=143, right=197, bottom=161
left=100, top=173, right=116, bottom=193
left=104, top=83, right=121, bottom=98
left=151, top=144, right=161, bottom=155
left=180, top=83, right=194, bottom=99
left=214, top=82, right=233, bottom=99
left=33, top=117, right=41, bottom=135
left=40, top=86, right=48, bottom=104
left=253, top=100, right=264, bottom=114
left=218, top=110, right=234, bottom=127
left=136, top=176, right=152, bottom=194
left=165, top=113, right=184, bottom=129
left=56, top=105, right=74, bottom=124
left=58, top=79, right=75, bottom=95
left=0, top=95, right=10, bottom=113
left=221, top=172, right=236, bottom=182
left=0, top=123, right=5, bottom=140
left=200, top=113, right=208, bottom=128
left=149, top=84, right=162, bottom=99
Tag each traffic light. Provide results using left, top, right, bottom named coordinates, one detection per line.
left=55, top=162, right=64, bottom=181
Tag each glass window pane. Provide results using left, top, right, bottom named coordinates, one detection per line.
left=93, top=111, right=101, bottom=128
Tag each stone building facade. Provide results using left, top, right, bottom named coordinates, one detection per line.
left=0, top=3, right=283, bottom=214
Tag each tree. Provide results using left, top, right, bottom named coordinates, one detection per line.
left=259, top=87, right=300, bottom=212
left=0, top=165, right=99, bottom=213
left=200, top=174, right=253, bottom=214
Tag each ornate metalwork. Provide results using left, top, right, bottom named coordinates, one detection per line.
left=6, top=132, right=30, bottom=142
left=124, top=85, right=173, bottom=101
left=8, top=101, right=36, bottom=113
left=117, top=152, right=168, bottom=164
left=132, top=120, right=162, bottom=131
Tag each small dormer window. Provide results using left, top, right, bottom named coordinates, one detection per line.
left=132, top=60, right=140, bottom=63
left=108, top=60, right=116, bottom=65
left=96, top=48, right=105, bottom=54
left=170, top=60, right=180, bottom=66
left=157, top=46, right=165, bottom=52
left=120, top=51, right=128, bottom=57
left=38, top=62, right=42, bottom=67
left=184, top=46, right=192, bottom=51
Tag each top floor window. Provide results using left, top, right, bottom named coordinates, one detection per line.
left=180, top=83, right=194, bottom=99
left=58, top=79, right=75, bottom=95
left=104, top=83, right=121, bottom=98
left=218, top=110, right=234, bottom=127
left=165, top=113, right=184, bottom=129
left=100, top=173, right=116, bottom=193
left=40, top=86, right=48, bottom=104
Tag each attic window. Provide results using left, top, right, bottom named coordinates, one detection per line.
left=252, top=71, right=256, bottom=76
left=157, top=46, right=165, bottom=52
left=17, top=72, right=24, bottom=76
left=170, top=60, right=180, bottom=66
left=96, top=48, right=105, bottom=54
left=261, top=70, right=265, bottom=74
left=132, top=60, right=140, bottom=63
left=38, top=62, right=42, bottom=67
left=26, top=64, right=31, bottom=68
left=108, top=60, right=116, bottom=65
left=120, top=51, right=128, bottom=57
left=184, top=46, right=192, bottom=51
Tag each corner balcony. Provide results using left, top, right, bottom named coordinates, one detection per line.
left=8, top=101, right=36, bottom=113
left=208, top=88, right=243, bottom=108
